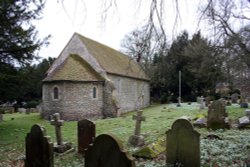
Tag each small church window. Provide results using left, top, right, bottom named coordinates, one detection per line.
left=53, top=87, right=59, bottom=99
left=93, top=87, right=97, bottom=99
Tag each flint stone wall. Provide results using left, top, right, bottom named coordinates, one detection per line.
left=42, top=82, right=104, bottom=120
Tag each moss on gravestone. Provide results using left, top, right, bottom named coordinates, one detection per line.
left=132, top=137, right=166, bottom=159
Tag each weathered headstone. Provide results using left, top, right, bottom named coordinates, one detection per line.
left=50, top=113, right=72, bottom=153
left=207, top=100, right=228, bottom=130
left=128, top=110, right=145, bottom=147
left=231, top=93, right=239, bottom=103
left=25, top=124, right=53, bottom=167
left=26, top=108, right=31, bottom=114
left=205, top=97, right=211, bottom=107
left=50, top=113, right=63, bottom=145
left=85, top=134, right=135, bottom=167
left=133, top=137, right=166, bottom=158
left=238, top=116, right=250, bottom=129
left=200, top=96, right=205, bottom=110
left=18, top=108, right=26, bottom=113
left=166, top=119, right=200, bottom=167
left=77, top=119, right=96, bottom=154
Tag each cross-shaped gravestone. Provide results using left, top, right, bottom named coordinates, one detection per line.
left=50, top=113, right=72, bottom=153
left=133, top=110, right=145, bottom=136
left=128, top=110, right=145, bottom=146
left=50, top=113, right=64, bottom=145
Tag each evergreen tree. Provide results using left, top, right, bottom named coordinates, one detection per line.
left=0, top=0, right=49, bottom=102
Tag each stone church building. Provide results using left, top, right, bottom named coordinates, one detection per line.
left=41, top=33, right=150, bottom=120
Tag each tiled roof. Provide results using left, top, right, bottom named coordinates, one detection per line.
left=43, top=54, right=104, bottom=82
left=76, top=33, right=149, bottom=80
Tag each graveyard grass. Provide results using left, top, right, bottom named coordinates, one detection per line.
left=0, top=103, right=249, bottom=166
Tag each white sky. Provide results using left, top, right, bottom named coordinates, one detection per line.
left=35, top=0, right=204, bottom=60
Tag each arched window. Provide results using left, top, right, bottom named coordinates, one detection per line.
left=53, top=87, right=59, bottom=99
left=93, top=87, right=97, bottom=99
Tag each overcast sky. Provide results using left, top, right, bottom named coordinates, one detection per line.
left=35, top=0, right=204, bottom=60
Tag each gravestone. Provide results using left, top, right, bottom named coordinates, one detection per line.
left=50, top=113, right=72, bottom=153
left=239, top=116, right=250, bottom=124
left=197, top=97, right=201, bottom=103
left=238, top=116, right=250, bottom=129
left=241, top=102, right=249, bottom=108
left=179, top=115, right=191, bottom=121
left=25, top=124, right=53, bottom=167
left=246, top=109, right=250, bottom=118
left=128, top=110, right=145, bottom=147
left=18, top=108, right=26, bottom=113
left=133, top=137, right=166, bottom=158
left=77, top=119, right=96, bottom=154
left=166, top=119, right=200, bottom=167
left=205, top=97, right=211, bottom=107
left=26, top=108, right=31, bottom=114
left=200, top=96, right=205, bottom=110
left=85, top=134, right=135, bottom=167
left=231, top=93, right=239, bottom=103
left=207, top=100, right=228, bottom=130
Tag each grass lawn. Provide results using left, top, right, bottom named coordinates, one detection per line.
left=0, top=103, right=249, bottom=166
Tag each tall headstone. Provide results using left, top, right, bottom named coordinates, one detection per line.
left=50, top=113, right=72, bottom=153
left=85, top=134, right=135, bottom=167
left=166, top=119, right=200, bottom=167
left=77, top=119, right=96, bottom=154
left=25, top=124, right=53, bottom=167
left=128, top=110, right=145, bottom=146
left=207, top=100, right=228, bottom=130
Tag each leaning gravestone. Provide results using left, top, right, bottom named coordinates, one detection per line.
left=166, top=119, right=200, bottom=167
left=77, top=119, right=96, bottom=154
left=25, top=124, right=53, bottom=167
left=207, top=100, right=228, bottom=130
left=128, top=110, right=145, bottom=147
left=85, top=134, right=135, bottom=167
left=133, top=137, right=166, bottom=158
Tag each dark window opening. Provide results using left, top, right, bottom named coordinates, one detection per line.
left=93, top=87, right=97, bottom=99
left=53, top=87, right=59, bottom=99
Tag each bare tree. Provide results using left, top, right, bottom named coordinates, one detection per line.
left=199, top=0, right=250, bottom=67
